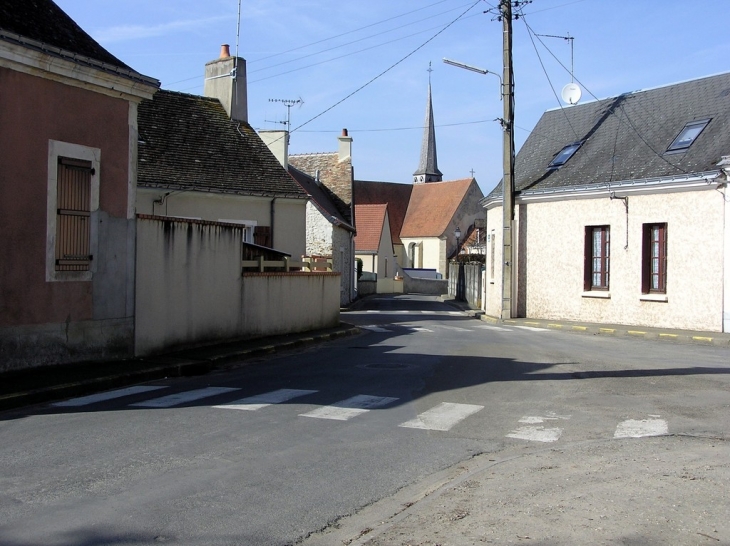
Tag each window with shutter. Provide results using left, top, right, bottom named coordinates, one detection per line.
left=642, top=223, right=667, bottom=293
left=584, top=226, right=610, bottom=290
left=55, top=157, right=93, bottom=271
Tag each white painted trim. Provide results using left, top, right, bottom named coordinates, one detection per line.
left=0, top=38, right=157, bottom=101
left=46, top=140, right=101, bottom=282
left=724, top=183, right=730, bottom=332
left=640, top=294, right=668, bottom=302
left=582, top=291, right=611, bottom=299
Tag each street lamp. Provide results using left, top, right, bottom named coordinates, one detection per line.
left=454, top=227, right=462, bottom=258
left=443, top=53, right=515, bottom=320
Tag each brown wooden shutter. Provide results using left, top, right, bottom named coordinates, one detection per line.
left=56, top=158, right=93, bottom=271
left=583, top=226, right=592, bottom=291
left=641, top=224, right=651, bottom=293
left=254, top=226, right=271, bottom=247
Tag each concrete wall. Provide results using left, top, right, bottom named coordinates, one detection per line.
left=403, top=275, right=448, bottom=296
left=136, top=188, right=306, bottom=259
left=0, top=67, right=136, bottom=370
left=135, top=216, right=340, bottom=356
left=486, top=187, right=726, bottom=331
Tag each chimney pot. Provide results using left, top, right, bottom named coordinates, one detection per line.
left=220, top=44, right=231, bottom=58
left=342, top=128, right=348, bottom=137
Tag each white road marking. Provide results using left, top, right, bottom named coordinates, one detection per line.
left=513, top=326, right=551, bottom=332
left=130, top=387, right=240, bottom=408
left=399, top=402, right=484, bottom=431
left=53, top=386, right=168, bottom=407
left=478, top=325, right=511, bottom=332
left=448, top=311, right=463, bottom=316
left=213, top=389, right=317, bottom=411
left=409, top=327, right=434, bottom=332
left=299, top=394, right=398, bottom=421
left=439, top=325, right=472, bottom=332
left=507, top=426, right=563, bottom=442
left=614, top=418, right=668, bottom=438
left=507, top=413, right=570, bottom=442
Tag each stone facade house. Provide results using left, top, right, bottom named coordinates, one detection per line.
left=483, top=72, right=730, bottom=332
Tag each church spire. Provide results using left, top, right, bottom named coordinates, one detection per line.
left=413, top=63, right=443, bottom=184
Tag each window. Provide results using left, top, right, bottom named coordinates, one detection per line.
left=642, top=223, right=667, bottom=293
left=55, top=158, right=93, bottom=271
left=46, top=140, right=100, bottom=282
left=666, top=119, right=710, bottom=152
left=548, top=141, right=582, bottom=169
left=584, top=226, right=610, bottom=290
left=489, top=230, right=496, bottom=281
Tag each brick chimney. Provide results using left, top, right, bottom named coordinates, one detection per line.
left=338, top=128, right=352, bottom=162
left=204, top=44, right=248, bottom=122
left=259, top=130, right=289, bottom=169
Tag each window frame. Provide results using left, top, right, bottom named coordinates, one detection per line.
left=584, top=225, right=610, bottom=291
left=666, top=119, right=710, bottom=153
left=642, top=223, right=667, bottom=294
left=548, top=141, right=583, bottom=169
left=46, top=140, right=100, bottom=282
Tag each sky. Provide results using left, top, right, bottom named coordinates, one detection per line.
left=57, top=0, right=730, bottom=195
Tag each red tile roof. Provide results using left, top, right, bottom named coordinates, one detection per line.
left=400, top=178, right=475, bottom=238
left=353, top=181, right=412, bottom=244
left=354, top=204, right=388, bottom=253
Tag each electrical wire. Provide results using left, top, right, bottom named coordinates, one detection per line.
left=286, top=1, right=483, bottom=138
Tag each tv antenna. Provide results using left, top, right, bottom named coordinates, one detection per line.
left=537, top=32, right=581, bottom=104
left=267, top=98, right=303, bottom=135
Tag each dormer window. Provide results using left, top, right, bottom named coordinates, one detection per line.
left=666, top=119, right=710, bottom=153
left=548, top=141, right=582, bottom=169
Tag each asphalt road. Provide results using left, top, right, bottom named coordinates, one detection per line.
left=1, top=295, right=728, bottom=546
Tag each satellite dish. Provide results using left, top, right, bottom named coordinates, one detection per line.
left=561, top=82, right=582, bottom=105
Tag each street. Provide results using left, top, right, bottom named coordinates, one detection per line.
left=1, top=295, right=729, bottom=546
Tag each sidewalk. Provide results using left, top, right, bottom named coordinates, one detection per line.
left=438, top=295, right=730, bottom=347
left=0, top=323, right=360, bottom=412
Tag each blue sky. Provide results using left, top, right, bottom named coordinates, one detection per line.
left=57, top=0, right=730, bottom=195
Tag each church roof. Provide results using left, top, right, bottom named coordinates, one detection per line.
left=354, top=204, right=388, bottom=253
left=353, top=180, right=412, bottom=244
left=400, top=178, right=476, bottom=238
left=413, top=82, right=442, bottom=182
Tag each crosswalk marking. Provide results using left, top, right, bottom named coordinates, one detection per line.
left=399, top=402, right=484, bottom=431
left=299, top=394, right=398, bottom=421
left=213, top=389, right=317, bottom=411
left=361, top=325, right=390, bottom=332
left=506, top=413, right=570, bottom=442
left=130, top=387, right=240, bottom=408
left=53, top=386, right=168, bottom=407
left=614, top=417, right=668, bottom=438
left=513, top=325, right=551, bottom=332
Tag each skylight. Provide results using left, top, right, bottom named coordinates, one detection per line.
left=666, top=118, right=710, bottom=152
left=548, top=141, right=582, bottom=169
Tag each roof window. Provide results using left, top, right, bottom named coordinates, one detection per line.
left=666, top=119, right=710, bottom=152
left=548, top=141, right=582, bottom=169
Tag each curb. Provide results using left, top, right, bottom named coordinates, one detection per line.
left=0, top=325, right=361, bottom=412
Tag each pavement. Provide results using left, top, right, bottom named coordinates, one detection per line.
left=2, top=294, right=729, bottom=411
left=2, top=295, right=730, bottom=545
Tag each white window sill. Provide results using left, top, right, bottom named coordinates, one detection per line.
left=582, top=291, right=610, bottom=299
left=640, top=294, right=668, bottom=302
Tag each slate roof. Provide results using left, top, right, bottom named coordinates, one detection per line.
left=401, top=178, right=476, bottom=238
left=353, top=180, right=413, bottom=245
left=0, top=0, right=155, bottom=85
left=289, top=152, right=353, bottom=223
left=354, top=204, right=388, bottom=253
left=487, top=72, right=730, bottom=200
left=414, top=83, right=442, bottom=181
left=289, top=165, right=354, bottom=231
left=137, top=90, right=307, bottom=198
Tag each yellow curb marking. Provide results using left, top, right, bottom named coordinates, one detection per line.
left=600, top=328, right=616, bottom=333
left=524, top=321, right=540, bottom=325
left=692, top=336, right=713, bottom=342
left=548, top=323, right=563, bottom=328
left=572, top=326, right=588, bottom=331
left=628, top=331, right=647, bottom=335
left=659, top=334, right=678, bottom=338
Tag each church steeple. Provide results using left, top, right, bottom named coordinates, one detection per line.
left=413, top=63, right=443, bottom=184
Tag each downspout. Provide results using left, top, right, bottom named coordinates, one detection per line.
left=718, top=156, right=730, bottom=333
left=270, top=197, right=277, bottom=248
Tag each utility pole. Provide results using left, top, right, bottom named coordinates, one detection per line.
left=500, top=0, right=516, bottom=320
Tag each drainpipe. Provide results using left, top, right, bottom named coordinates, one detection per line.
left=270, top=197, right=277, bottom=248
